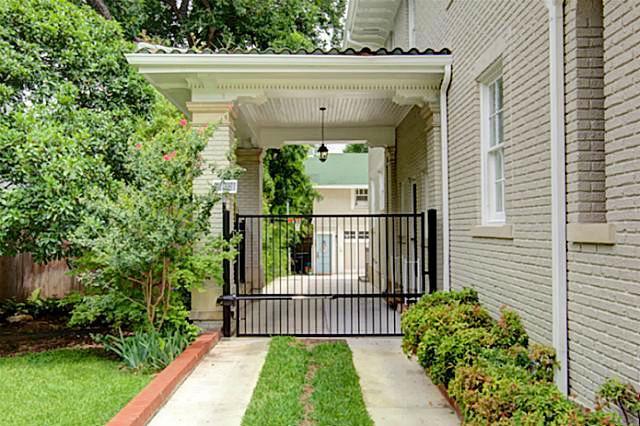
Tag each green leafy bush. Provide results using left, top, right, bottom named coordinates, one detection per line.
left=596, top=378, right=640, bottom=426
left=449, top=358, right=622, bottom=425
left=0, top=290, right=82, bottom=321
left=401, top=291, right=490, bottom=356
left=402, top=289, right=621, bottom=425
left=97, top=329, right=192, bottom=372
left=491, top=306, right=529, bottom=348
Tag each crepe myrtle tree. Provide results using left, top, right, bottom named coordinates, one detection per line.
left=69, top=101, right=242, bottom=333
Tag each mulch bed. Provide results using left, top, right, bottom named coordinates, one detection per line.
left=0, top=317, right=107, bottom=357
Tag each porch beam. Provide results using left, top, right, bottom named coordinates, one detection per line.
left=258, top=126, right=395, bottom=148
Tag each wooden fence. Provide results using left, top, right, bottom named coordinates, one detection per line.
left=0, top=254, right=81, bottom=300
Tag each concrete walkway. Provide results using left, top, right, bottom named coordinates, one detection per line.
left=149, top=337, right=458, bottom=426
left=149, top=338, right=268, bottom=426
left=348, top=338, right=459, bottom=426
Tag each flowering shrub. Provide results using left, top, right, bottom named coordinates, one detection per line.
left=401, top=290, right=623, bottom=425
left=70, top=100, right=241, bottom=336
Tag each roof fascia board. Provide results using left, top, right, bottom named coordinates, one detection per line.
left=125, top=53, right=452, bottom=75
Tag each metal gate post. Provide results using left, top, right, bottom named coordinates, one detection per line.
left=427, top=209, right=438, bottom=293
left=222, top=203, right=232, bottom=337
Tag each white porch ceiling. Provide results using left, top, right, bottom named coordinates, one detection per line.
left=239, top=98, right=412, bottom=128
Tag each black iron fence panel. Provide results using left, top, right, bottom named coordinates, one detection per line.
left=222, top=211, right=436, bottom=337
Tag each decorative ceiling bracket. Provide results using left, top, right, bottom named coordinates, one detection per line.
left=392, top=88, right=439, bottom=108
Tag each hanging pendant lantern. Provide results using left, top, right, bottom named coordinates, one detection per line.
left=317, top=107, right=328, bottom=162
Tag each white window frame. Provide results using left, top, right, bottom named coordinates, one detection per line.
left=353, top=188, right=368, bottom=207
left=480, top=70, right=506, bottom=224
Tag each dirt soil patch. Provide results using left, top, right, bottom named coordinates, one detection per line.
left=0, top=318, right=106, bottom=357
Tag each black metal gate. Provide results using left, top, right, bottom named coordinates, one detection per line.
left=221, top=210, right=437, bottom=337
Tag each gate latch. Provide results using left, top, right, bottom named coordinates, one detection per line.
left=216, top=295, right=236, bottom=306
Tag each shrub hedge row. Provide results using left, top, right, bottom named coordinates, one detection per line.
left=401, top=289, right=622, bottom=425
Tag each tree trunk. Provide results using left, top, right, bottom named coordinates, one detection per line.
left=87, top=0, right=113, bottom=20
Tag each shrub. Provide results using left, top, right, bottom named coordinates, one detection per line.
left=491, top=306, right=529, bottom=348
left=450, top=355, right=623, bottom=426
left=402, top=296, right=492, bottom=356
left=428, top=327, right=496, bottom=385
left=0, top=290, right=82, bottom=321
left=596, top=378, right=640, bottom=426
left=402, top=289, right=621, bottom=425
left=96, top=329, right=192, bottom=372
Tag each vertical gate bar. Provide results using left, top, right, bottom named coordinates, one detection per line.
left=278, top=217, right=282, bottom=335
left=350, top=216, right=354, bottom=335
left=236, top=215, right=242, bottom=336
left=258, top=218, right=262, bottom=334
left=250, top=217, right=254, bottom=335
left=427, top=209, right=437, bottom=294
left=370, top=216, right=375, bottom=334
left=420, top=212, right=426, bottom=295
left=336, top=217, right=344, bottom=334
left=385, top=216, right=390, bottom=334
left=392, top=216, right=397, bottom=333
left=222, top=205, right=230, bottom=337
left=357, top=216, right=360, bottom=334
left=286, top=215, right=290, bottom=335
left=377, top=216, right=382, bottom=335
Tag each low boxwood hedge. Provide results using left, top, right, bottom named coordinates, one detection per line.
left=401, top=289, right=622, bottom=425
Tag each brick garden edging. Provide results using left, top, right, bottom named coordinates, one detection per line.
left=107, top=330, right=221, bottom=426
left=436, top=384, right=463, bottom=421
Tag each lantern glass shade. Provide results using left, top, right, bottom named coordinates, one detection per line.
left=318, top=143, right=329, bottom=162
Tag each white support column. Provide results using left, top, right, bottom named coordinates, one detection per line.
left=187, top=101, right=234, bottom=328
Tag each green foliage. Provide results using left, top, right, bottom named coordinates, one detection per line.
left=491, top=306, right=529, bottom=348
left=96, top=329, right=193, bottom=372
left=402, top=289, right=622, bottom=425
left=84, top=0, right=346, bottom=50
left=0, top=0, right=154, bottom=262
left=70, top=100, right=240, bottom=333
left=263, top=146, right=318, bottom=216
left=262, top=146, right=317, bottom=283
left=401, top=289, right=488, bottom=356
left=0, top=290, right=81, bottom=321
left=597, top=378, right=640, bottom=426
left=449, top=358, right=622, bottom=426
left=343, top=144, right=369, bottom=153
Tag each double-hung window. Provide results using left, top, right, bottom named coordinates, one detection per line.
left=482, top=76, right=505, bottom=223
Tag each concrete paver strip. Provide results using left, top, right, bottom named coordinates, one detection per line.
left=348, top=338, right=460, bottom=426
left=149, top=338, right=268, bottom=426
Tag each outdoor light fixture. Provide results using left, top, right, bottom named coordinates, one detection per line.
left=317, top=106, right=329, bottom=162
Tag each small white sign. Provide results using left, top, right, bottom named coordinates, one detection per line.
left=213, top=180, right=238, bottom=194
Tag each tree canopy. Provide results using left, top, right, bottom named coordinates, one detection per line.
left=79, top=0, right=346, bottom=50
left=0, top=0, right=155, bottom=262
left=343, top=144, right=369, bottom=153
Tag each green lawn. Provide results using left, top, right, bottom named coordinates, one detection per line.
left=0, top=348, right=152, bottom=426
left=242, top=337, right=373, bottom=426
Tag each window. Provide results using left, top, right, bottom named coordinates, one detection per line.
left=358, top=231, right=369, bottom=240
left=354, top=188, right=368, bottom=207
left=344, top=230, right=356, bottom=240
left=482, top=76, right=505, bottom=223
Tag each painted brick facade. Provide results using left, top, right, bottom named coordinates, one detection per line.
left=388, top=0, right=639, bottom=407
left=566, top=0, right=640, bottom=407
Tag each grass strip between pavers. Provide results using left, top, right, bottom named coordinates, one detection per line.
left=242, top=337, right=373, bottom=426
left=0, top=348, right=152, bottom=426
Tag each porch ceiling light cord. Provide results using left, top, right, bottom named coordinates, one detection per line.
left=317, top=106, right=329, bottom=162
